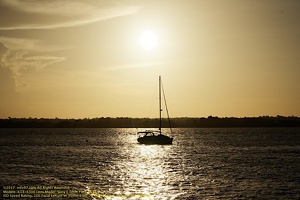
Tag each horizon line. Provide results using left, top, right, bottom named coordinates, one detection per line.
left=2, top=115, right=299, bottom=120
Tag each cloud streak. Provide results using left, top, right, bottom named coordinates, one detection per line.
left=0, top=42, right=65, bottom=92
left=0, top=0, right=142, bottom=30
left=105, top=61, right=171, bottom=71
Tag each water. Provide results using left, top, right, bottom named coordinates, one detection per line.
left=0, top=128, right=300, bottom=199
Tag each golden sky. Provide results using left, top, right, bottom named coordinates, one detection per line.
left=0, top=0, right=299, bottom=118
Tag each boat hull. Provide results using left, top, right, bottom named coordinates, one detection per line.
left=137, top=134, right=173, bottom=145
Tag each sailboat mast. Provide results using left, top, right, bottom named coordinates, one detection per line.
left=159, top=76, right=162, bottom=134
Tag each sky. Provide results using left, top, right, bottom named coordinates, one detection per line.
left=0, top=0, right=299, bottom=119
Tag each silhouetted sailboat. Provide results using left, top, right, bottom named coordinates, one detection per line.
left=137, top=76, right=173, bottom=144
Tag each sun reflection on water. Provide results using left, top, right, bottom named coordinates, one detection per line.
left=126, top=145, right=173, bottom=198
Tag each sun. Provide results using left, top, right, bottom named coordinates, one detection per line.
left=139, top=30, right=158, bottom=50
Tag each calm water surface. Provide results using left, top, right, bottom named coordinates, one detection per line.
left=0, top=128, right=300, bottom=199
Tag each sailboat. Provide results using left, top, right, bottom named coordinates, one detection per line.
left=137, top=76, right=173, bottom=145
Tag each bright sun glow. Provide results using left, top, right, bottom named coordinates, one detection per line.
left=139, top=30, right=158, bottom=50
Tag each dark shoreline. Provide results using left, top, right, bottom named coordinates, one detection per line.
left=1, top=116, right=299, bottom=128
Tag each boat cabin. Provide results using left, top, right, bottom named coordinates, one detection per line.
left=137, top=130, right=161, bottom=137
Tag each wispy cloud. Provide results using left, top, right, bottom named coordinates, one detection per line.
left=0, top=42, right=65, bottom=92
left=0, top=0, right=142, bottom=30
left=0, top=37, right=73, bottom=52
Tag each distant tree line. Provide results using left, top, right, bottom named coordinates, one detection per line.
left=0, top=116, right=299, bottom=128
